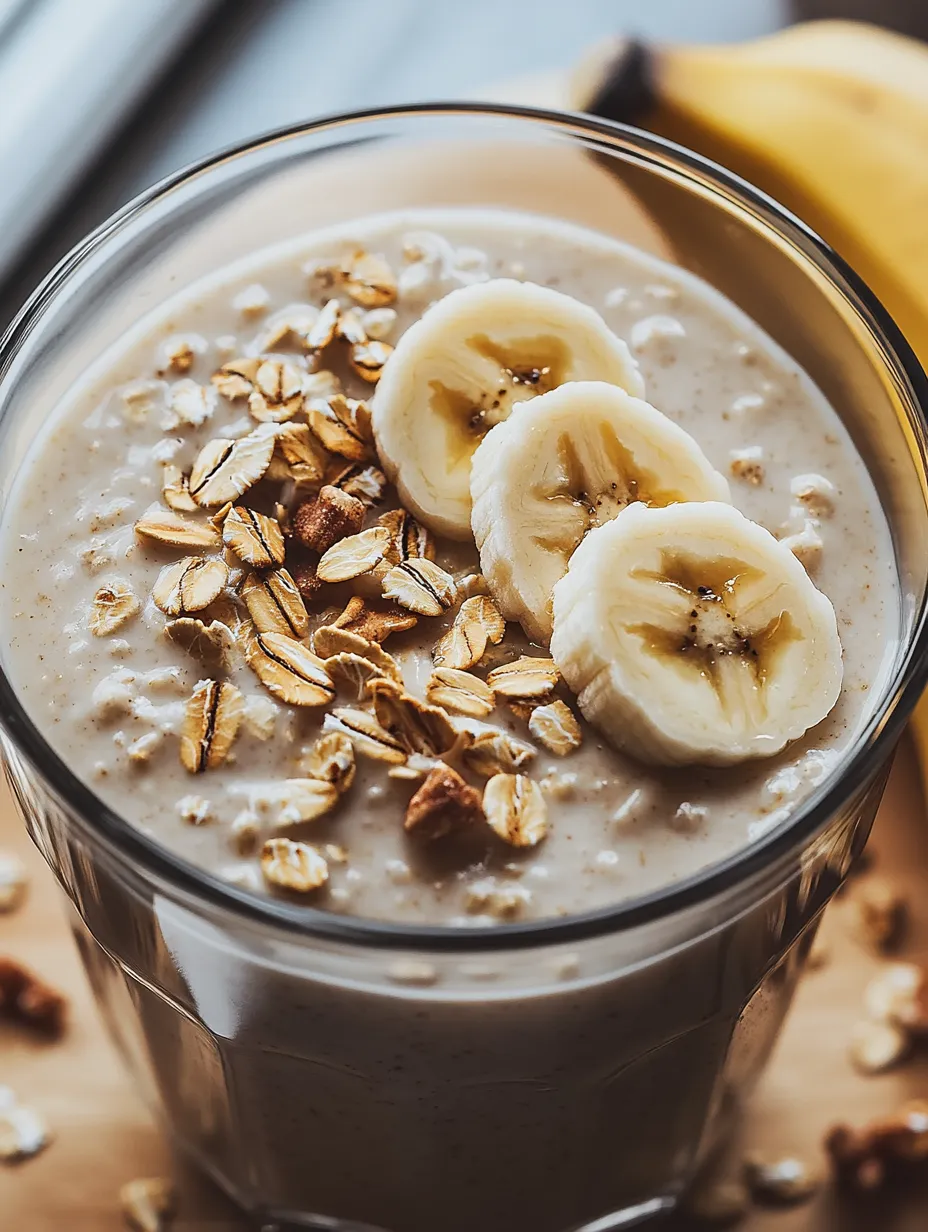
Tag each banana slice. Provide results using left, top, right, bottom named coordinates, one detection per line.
left=471, top=381, right=730, bottom=644
left=371, top=279, right=643, bottom=539
left=550, top=502, right=843, bottom=766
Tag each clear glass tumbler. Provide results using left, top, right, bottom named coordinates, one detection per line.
left=1, top=105, right=927, bottom=1232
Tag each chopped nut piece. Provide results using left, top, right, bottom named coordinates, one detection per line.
left=306, top=394, right=373, bottom=461
left=246, top=632, right=336, bottom=707
left=324, top=708, right=407, bottom=763
left=864, top=962, right=928, bottom=1031
left=325, top=652, right=392, bottom=699
left=317, top=526, right=391, bottom=583
left=293, top=485, right=365, bottom=554
left=853, top=880, right=907, bottom=952
left=188, top=424, right=277, bottom=508
left=331, top=596, right=416, bottom=643
left=744, top=1155, right=821, bottom=1206
left=849, top=1019, right=909, bottom=1074
left=487, top=656, right=559, bottom=700
left=0, top=958, right=67, bottom=1036
left=426, top=668, right=495, bottom=718
left=529, top=701, right=582, bottom=756
left=306, top=297, right=340, bottom=353
left=179, top=679, right=244, bottom=773
left=462, top=728, right=536, bottom=777
left=90, top=582, right=140, bottom=636
left=261, top=838, right=328, bottom=893
left=729, top=445, right=765, bottom=485
left=152, top=555, right=228, bottom=616
left=313, top=624, right=401, bottom=682
left=273, top=779, right=339, bottom=826
left=0, top=854, right=28, bottom=914
left=350, top=338, right=393, bottom=383
left=326, top=460, right=386, bottom=507
left=120, top=1177, right=176, bottom=1232
left=825, top=1100, right=928, bottom=1191
left=343, top=250, right=398, bottom=307
left=135, top=509, right=221, bottom=550
left=483, top=773, right=548, bottom=847
left=161, top=463, right=198, bottom=513
left=370, top=679, right=458, bottom=756
left=270, top=422, right=328, bottom=486
left=0, top=1100, right=50, bottom=1163
left=241, top=569, right=309, bottom=639
left=300, top=730, right=356, bottom=793
left=222, top=505, right=285, bottom=568
left=247, top=359, right=305, bottom=422
left=383, top=558, right=456, bottom=616
left=378, top=508, right=434, bottom=563
left=404, top=764, right=484, bottom=839
left=164, top=617, right=235, bottom=671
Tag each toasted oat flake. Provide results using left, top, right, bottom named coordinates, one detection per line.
left=331, top=596, right=416, bottom=643
left=189, top=424, right=277, bottom=508
left=241, top=692, right=278, bottom=740
left=362, top=307, right=397, bottom=339
left=222, top=505, right=285, bottom=568
left=487, top=655, right=559, bottom=700
left=248, top=359, right=305, bottom=423
left=135, top=508, right=221, bottom=550
left=233, top=283, right=271, bottom=316
left=0, top=854, right=28, bottom=914
left=343, top=250, right=398, bottom=307
left=247, top=632, right=336, bottom=707
left=167, top=379, right=215, bottom=427
left=261, top=838, right=329, bottom=893
left=306, top=394, right=373, bottom=461
left=317, top=526, right=391, bottom=583
left=350, top=338, right=393, bottom=383
left=91, top=582, right=140, bottom=636
left=306, top=297, right=341, bottom=353
left=241, top=569, right=309, bottom=639
left=729, top=445, right=765, bottom=485
left=325, top=652, right=393, bottom=699
left=462, top=728, right=536, bottom=777
left=383, top=558, right=455, bottom=616
left=161, top=337, right=197, bottom=374
left=313, top=624, right=401, bottom=682
left=460, top=594, right=506, bottom=642
left=336, top=306, right=367, bottom=346
left=529, top=700, right=582, bottom=756
left=301, top=730, right=356, bottom=793
left=378, top=507, right=434, bottom=563
left=165, top=617, right=235, bottom=671
left=483, top=773, right=548, bottom=847
left=426, top=668, right=494, bottom=718
left=180, top=679, right=244, bottom=773
left=120, top=1176, right=176, bottom=1232
left=791, top=473, right=836, bottom=519
left=270, top=422, right=328, bottom=486
left=849, top=1019, right=909, bottom=1074
left=212, top=357, right=260, bottom=401
left=434, top=618, right=486, bottom=671
left=152, top=555, right=228, bottom=616
left=273, top=779, right=339, bottom=826
left=161, top=464, right=198, bottom=513
left=370, top=679, right=457, bottom=757
left=404, top=764, right=484, bottom=840
left=127, top=731, right=163, bottom=764
left=324, top=708, right=408, bottom=764
left=177, top=794, right=212, bottom=825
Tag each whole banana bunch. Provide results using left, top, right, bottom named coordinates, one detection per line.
left=572, top=19, right=928, bottom=781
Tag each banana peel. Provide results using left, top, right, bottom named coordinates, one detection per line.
left=572, top=20, right=928, bottom=787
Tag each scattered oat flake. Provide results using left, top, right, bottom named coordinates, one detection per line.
left=328, top=460, right=388, bottom=505
left=317, top=526, right=391, bottom=583
left=462, top=728, right=536, bottom=777
left=167, top=379, right=215, bottom=427
left=487, top=656, right=559, bottom=700
left=135, top=509, right=221, bottom=550
left=324, top=708, right=407, bottom=764
left=152, top=555, right=228, bottom=616
left=120, top=1176, right=176, bottom=1232
left=331, top=595, right=416, bottom=643
left=343, top=250, right=398, bottom=307
left=370, top=679, right=458, bottom=757
left=165, top=617, right=235, bottom=671
left=306, top=297, right=340, bottom=353
left=528, top=700, right=582, bottom=756
left=306, top=394, right=373, bottom=462
left=378, top=508, right=434, bottom=563
left=188, top=425, right=277, bottom=508
left=743, top=1155, right=821, bottom=1206
left=325, top=651, right=392, bottom=699
left=91, top=582, right=140, bottom=636
left=313, top=624, right=401, bottom=682
left=483, top=773, right=548, bottom=847
left=350, top=338, right=393, bottom=383
left=246, top=632, right=335, bottom=707
left=179, top=679, right=244, bottom=774
left=300, top=730, right=356, bottom=793
left=273, top=779, right=339, bottom=827
left=161, top=464, right=198, bottom=513
left=233, top=283, right=270, bottom=316
left=404, top=764, right=484, bottom=840
left=241, top=569, right=309, bottom=639
left=261, top=838, right=328, bottom=893
left=0, top=853, right=28, bottom=914
left=849, top=1018, right=909, bottom=1074
left=426, top=667, right=494, bottom=718
left=222, top=505, right=285, bottom=568
left=177, top=794, right=212, bottom=825
left=271, top=421, right=328, bottom=486
left=248, top=358, right=305, bottom=423
left=383, top=558, right=456, bottom=616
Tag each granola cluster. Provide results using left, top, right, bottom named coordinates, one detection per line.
left=91, top=248, right=585, bottom=904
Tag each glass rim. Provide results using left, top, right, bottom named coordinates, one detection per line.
left=1, top=100, right=927, bottom=954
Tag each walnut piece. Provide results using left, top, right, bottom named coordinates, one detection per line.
left=404, top=764, right=484, bottom=840
left=293, top=485, right=365, bottom=554
left=826, top=1100, right=928, bottom=1191
left=0, top=957, right=67, bottom=1037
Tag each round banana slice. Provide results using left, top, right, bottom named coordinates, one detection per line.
left=371, top=279, right=644, bottom=539
left=550, top=502, right=843, bottom=766
left=471, top=381, right=730, bottom=644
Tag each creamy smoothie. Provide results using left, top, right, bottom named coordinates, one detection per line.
left=0, top=208, right=897, bottom=927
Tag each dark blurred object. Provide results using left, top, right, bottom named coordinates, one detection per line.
left=792, top=0, right=928, bottom=38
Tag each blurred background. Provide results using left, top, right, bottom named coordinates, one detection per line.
left=0, top=0, right=909, bottom=328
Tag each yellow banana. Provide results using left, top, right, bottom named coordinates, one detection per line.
left=572, top=19, right=928, bottom=783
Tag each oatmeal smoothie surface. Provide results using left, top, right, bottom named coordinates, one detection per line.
left=0, top=208, right=899, bottom=925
